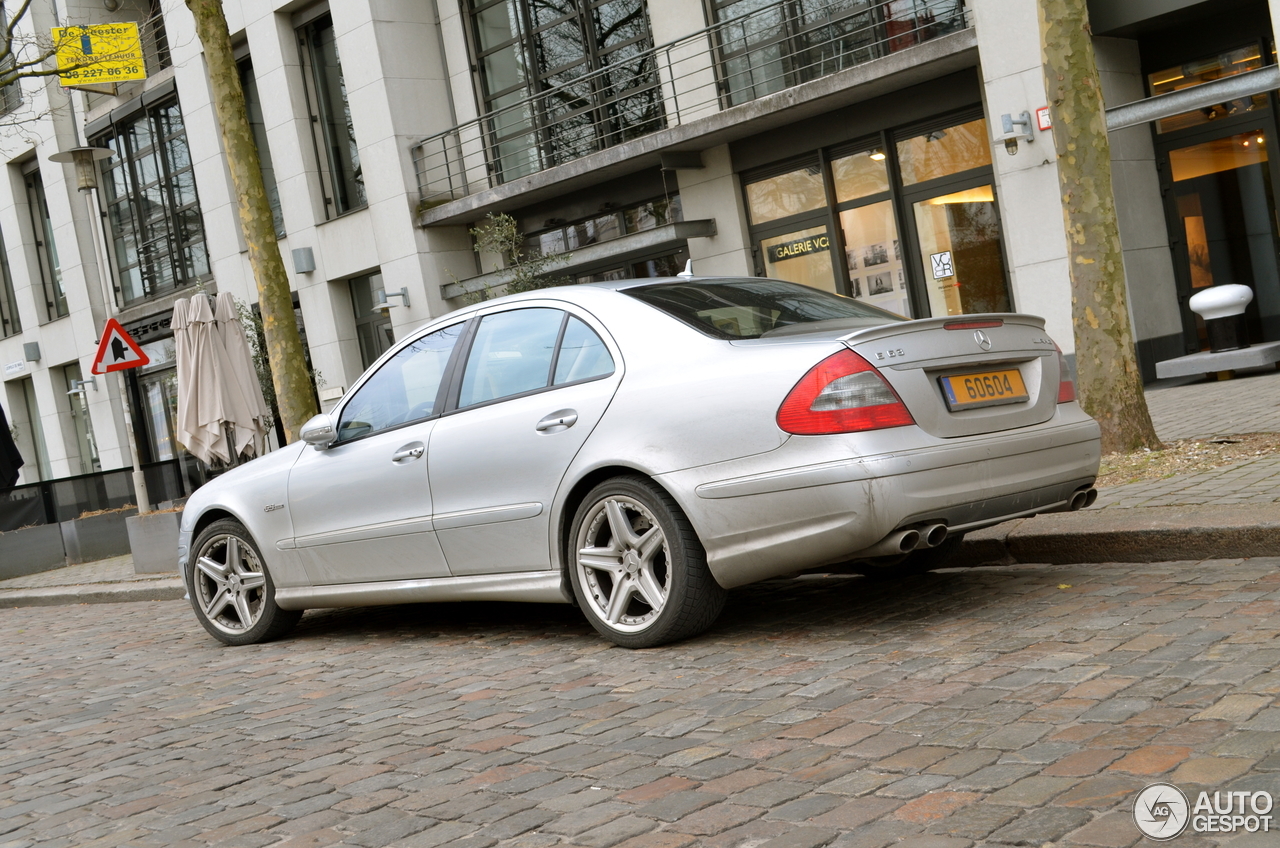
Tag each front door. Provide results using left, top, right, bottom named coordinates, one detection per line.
left=1161, top=126, right=1280, bottom=350
left=287, top=321, right=465, bottom=585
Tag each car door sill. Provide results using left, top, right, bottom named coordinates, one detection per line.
left=274, top=570, right=566, bottom=610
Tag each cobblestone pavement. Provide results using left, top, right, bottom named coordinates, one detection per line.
left=4, top=558, right=1280, bottom=847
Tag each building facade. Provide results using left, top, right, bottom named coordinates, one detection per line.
left=0, top=0, right=1276, bottom=496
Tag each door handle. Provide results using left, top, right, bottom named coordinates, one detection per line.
left=392, top=443, right=425, bottom=462
left=535, top=410, right=578, bottom=432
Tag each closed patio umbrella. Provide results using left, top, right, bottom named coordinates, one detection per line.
left=178, top=294, right=232, bottom=465
left=214, top=291, right=270, bottom=458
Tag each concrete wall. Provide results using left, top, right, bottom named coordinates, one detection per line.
left=970, top=0, right=1074, bottom=353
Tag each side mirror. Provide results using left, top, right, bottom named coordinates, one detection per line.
left=299, top=413, right=337, bottom=450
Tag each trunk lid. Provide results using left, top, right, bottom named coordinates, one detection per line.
left=840, top=315, right=1061, bottom=439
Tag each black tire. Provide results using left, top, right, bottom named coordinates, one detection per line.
left=186, top=518, right=301, bottom=646
left=568, top=476, right=726, bottom=648
left=855, top=532, right=965, bottom=579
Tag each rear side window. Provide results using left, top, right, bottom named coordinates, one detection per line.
left=626, top=278, right=901, bottom=339
left=457, top=308, right=615, bottom=409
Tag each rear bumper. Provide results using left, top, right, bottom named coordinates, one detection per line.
left=658, top=407, right=1100, bottom=588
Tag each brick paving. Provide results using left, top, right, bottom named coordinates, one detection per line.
left=3, top=557, right=1280, bottom=846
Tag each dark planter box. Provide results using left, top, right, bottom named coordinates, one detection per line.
left=62, top=509, right=137, bottom=564
left=126, top=511, right=181, bottom=574
left=0, top=524, right=66, bottom=579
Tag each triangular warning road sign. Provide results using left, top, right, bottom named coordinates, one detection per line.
left=91, top=318, right=150, bottom=374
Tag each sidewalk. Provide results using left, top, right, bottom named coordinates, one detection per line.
left=3, top=368, right=1279, bottom=607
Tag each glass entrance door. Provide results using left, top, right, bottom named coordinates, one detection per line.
left=1165, top=128, right=1280, bottom=347
left=910, top=184, right=1010, bottom=317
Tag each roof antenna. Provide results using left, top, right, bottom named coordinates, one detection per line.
left=677, top=259, right=694, bottom=279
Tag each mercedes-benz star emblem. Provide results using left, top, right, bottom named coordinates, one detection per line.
left=974, top=330, right=992, bottom=351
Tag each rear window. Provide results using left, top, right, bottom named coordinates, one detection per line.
left=625, top=278, right=903, bottom=340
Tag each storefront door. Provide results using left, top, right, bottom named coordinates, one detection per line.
left=1160, top=126, right=1280, bottom=348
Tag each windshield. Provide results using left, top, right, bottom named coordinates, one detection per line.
left=625, top=278, right=903, bottom=340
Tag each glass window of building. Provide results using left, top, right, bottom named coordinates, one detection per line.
left=0, top=224, right=18, bottom=337
left=136, top=335, right=179, bottom=462
left=895, top=118, right=991, bottom=186
left=239, top=57, right=285, bottom=236
left=1150, top=46, right=1266, bottom=134
left=350, top=272, right=395, bottom=370
left=62, top=363, right=100, bottom=475
left=96, top=98, right=209, bottom=307
left=23, top=167, right=65, bottom=320
left=298, top=13, right=365, bottom=217
left=742, top=113, right=1008, bottom=318
left=19, top=377, right=50, bottom=481
left=710, top=0, right=969, bottom=106
left=466, top=0, right=663, bottom=181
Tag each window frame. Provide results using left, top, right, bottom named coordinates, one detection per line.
left=93, top=96, right=210, bottom=308
left=0, top=220, right=19, bottom=338
left=297, top=11, right=366, bottom=218
left=23, top=166, right=65, bottom=320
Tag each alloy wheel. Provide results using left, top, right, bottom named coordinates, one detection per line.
left=192, top=533, right=268, bottom=636
left=575, top=496, right=670, bottom=633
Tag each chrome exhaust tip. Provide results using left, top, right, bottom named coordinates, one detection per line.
left=1069, top=487, right=1097, bottom=511
left=859, top=529, right=921, bottom=558
left=917, top=523, right=949, bottom=549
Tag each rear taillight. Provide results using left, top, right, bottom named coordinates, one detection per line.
left=778, top=349, right=915, bottom=435
left=1055, top=343, right=1076, bottom=403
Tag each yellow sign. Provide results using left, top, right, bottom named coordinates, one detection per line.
left=52, top=23, right=146, bottom=87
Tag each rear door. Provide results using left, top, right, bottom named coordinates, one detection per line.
left=428, top=306, right=622, bottom=575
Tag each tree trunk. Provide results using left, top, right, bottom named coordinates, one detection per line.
left=185, top=0, right=317, bottom=443
left=1039, top=0, right=1162, bottom=455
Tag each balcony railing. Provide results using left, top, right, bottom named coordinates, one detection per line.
left=413, top=0, right=968, bottom=207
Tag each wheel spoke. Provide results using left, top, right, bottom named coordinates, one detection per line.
left=636, top=566, right=666, bottom=611
left=233, top=592, right=255, bottom=629
left=196, top=555, right=229, bottom=584
left=604, top=576, right=635, bottom=624
left=604, top=499, right=639, bottom=548
left=225, top=538, right=244, bottom=574
left=240, top=572, right=266, bottom=591
left=636, top=526, right=664, bottom=564
left=204, top=585, right=232, bottom=620
left=578, top=547, right=626, bottom=576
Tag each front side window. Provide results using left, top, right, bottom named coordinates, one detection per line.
left=24, top=169, right=64, bottom=319
left=96, top=98, right=209, bottom=307
left=467, top=0, right=663, bottom=181
left=338, top=323, right=464, bottom=442
left=299, top=13, right=365, bottom=217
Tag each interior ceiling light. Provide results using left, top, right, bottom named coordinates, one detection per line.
left=869, top=150, right=886, bottom=161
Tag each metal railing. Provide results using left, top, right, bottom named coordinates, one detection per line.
left=413, top=0, right=968, bottom=207
left=0, top=459, right=192, bottom=531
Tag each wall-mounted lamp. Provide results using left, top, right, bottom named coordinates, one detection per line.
left=68, top=377, right=98, bottom=395
left=1000, top=111, right=1035, bottom=156
left=372, top=287, right=410, bottom=313
left=48, top=146, right=114, bottom=192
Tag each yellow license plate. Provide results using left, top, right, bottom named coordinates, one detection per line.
left=939, top=368, right=1029, bottom=411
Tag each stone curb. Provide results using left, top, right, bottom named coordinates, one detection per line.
left=957, top=503, right=1280, bottom=567
left=0, top=579, right=185, bottom=608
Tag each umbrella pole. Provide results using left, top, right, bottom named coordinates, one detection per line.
left=117, top=371, right=152, bottom=514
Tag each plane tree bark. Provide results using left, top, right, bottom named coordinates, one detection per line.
left=185, top=0, right=317, bottom=442
left=1039, top=0, right=1162, bottom=455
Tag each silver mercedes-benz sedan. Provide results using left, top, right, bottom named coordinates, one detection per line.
left=179, top=277, right=1100, bottom=648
